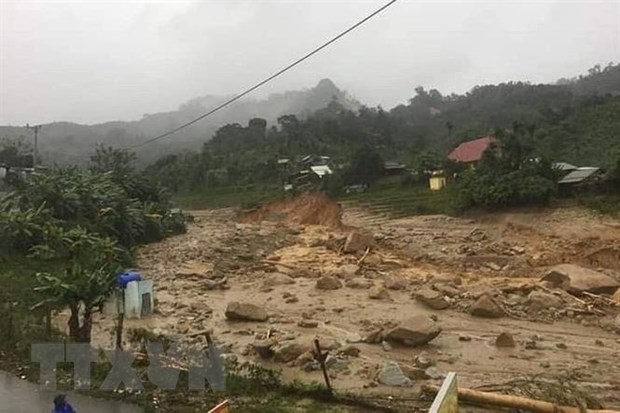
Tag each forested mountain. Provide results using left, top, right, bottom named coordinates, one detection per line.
left=144, top=64, right=620, bottom=193
left=0, top=79, right=358, bottom=166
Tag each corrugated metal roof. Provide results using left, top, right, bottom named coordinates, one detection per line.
left=558, top=167, right=601, bottom=184
left=448, top=136, right=495, bottom=163
left=553, top=162, right=578, bottom=171
left=310, top=165, right=332, bottom=177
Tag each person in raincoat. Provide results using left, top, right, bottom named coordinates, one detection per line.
left=52, top=394, right=76, bottom=413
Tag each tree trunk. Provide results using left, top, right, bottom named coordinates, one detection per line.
left=77, top=308, right=92, bottom=343
left=67, top=303, right=93, bottom=343
left=68, top=303, right=80, bottom=341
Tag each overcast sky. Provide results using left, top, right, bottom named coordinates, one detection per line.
left=1, top=0, right=618, bottom=125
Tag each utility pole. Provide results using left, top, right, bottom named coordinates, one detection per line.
left=26, top=124, right=42, bottom=169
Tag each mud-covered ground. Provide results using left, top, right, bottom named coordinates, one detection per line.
left=81, top=194, right=620, bottom=411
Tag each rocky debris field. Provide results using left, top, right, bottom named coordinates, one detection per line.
left=88, top=195, right=620, bottom=410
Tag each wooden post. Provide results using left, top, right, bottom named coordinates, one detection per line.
left=313, top=339, right=333, bottom=396
left=115, top=290, right=124, bottom=349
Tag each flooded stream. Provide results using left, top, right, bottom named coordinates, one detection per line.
left=0, top=371, right=144, bottom=412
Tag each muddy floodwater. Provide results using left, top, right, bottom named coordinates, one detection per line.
left=0, top=371, right=144, bottom=413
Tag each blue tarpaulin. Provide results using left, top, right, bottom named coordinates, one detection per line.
left=116, top=271, right=142, bottom=289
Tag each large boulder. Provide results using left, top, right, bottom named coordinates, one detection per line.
left=414, top=288, right=449, bottom=310
left=225, top=302, right=268, bottom=321
left=470, top=294, right=504, bottom=318
left=316, top=276, right=343, bottom=290
left=343, top=231, right=375, bottom=254
left=377, top=362, right=412, bottom=386
left=540, top=264, right=619, bottom=295
left=383, top=315, right=441, bottom=346
left=527, top=290, right=564, bottom=312
left=273, top=341, right=310, bottom=363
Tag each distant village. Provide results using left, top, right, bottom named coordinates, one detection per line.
left=275, top=135, right=604, bottom=194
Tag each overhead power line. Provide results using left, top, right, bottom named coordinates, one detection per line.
left=129, top=0, right=398, bottom=149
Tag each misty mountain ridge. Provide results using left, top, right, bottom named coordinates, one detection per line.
left=0, top=78, right=359, bottom=166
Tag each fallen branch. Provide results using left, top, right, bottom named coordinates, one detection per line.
left=582, top=291, right=620, bottom=306
left=423, top=385, right=620, bottom=413
left=357, top=247, right=371, bottom=265
left=565, top=306, right=606, bottom=316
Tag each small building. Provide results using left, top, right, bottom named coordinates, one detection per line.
left=310, top=165, right=332, bottom=178
left=301, top=154, right=331, bottom=167
left=429, top=170, right=447, bottom=191
left=103, top=272, right=154, bottom=319
left=383, top=161, right=406, bottom=175
left=448, top=136, right=496, bottom=165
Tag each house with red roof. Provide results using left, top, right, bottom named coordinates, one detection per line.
left=448, top=136, right=496, bottom=165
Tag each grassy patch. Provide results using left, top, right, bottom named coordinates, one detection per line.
left=340, top=183, right=461, bottom=217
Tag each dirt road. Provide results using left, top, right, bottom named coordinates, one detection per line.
left=88, top=194, right=620, bottom=411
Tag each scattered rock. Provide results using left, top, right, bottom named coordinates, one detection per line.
left=399, top=364, right=428, bottom=380
left=540, top=264, right=619, bottom=295
left=486, top=262, right=502, bottom=271
left=225, top=302, right=268, bottom=322
left=316, top=276, right=343, bottom=290
left=381, top=340, right=392, bottom=351
left=414, top=351, right=435, bottom=368
left=204, top=278, right=228, bottom=290
left=459, top=335, right=472, bottom=342
left=339, top=345, right=361, bottom=357
left=527, top=290, right=564, bottom=311
left=495, top=332, right=516, bottom=348
left=364, top=329, right=384, bottom=344
left=368, top=286, right=391, bottom=300
left=285, top=296, right=299, bottom=304
left=433, top=284, right=462, bottom=297
left=273, top=342, right=310, bottom=363
left=615, top=314, right=620, bottom=331
left=595, top=339, right=604, bottom=347
left=414, top=288, right=449, bottom=310
left=384, top=315, right=441, bottom=346
left=364, top=254, right=382, bottom=266
left=337, top=264, right=360, bottom=278
left=345, top=277, right=374, bottom=289
left=263, top=272, right=295, bottom=287
left=297, top=320, right=319, bottom=328
left=377, top=362, right=412, bottom=387
left=343, top=231, right=375, bottom=254
left=424, top=366, right=445, bottom=380
left=556, top=342, right=567, bottom=349
left=384, top=276, right=408, bottom=290
left=613, top=289, right=620, bottom=303
left=470, top=294, right=504, bottom=318
left=253, top=340, right=275, bottom=358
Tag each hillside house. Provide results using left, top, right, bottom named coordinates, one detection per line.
left=448, top=136, right=496, bottom=166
